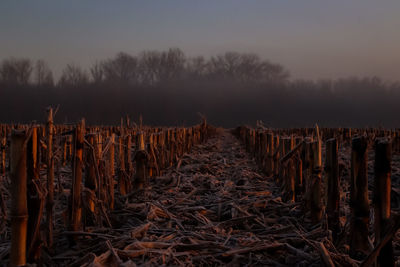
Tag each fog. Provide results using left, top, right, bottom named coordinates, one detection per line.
left=1, top=49, right=399, bottom=128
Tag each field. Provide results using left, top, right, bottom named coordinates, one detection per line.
left=1, top=112, right=400, bottom=266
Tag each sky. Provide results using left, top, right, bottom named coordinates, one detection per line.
left=1, top=0, right=400, bottom=81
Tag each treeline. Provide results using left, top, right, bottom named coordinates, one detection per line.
left=0, top=48, right=399, bottom=127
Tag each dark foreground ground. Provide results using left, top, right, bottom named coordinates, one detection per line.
left=2, top=128, right=400, bottom=266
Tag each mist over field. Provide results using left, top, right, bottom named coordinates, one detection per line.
left=0, top=49, right=399, bottom=127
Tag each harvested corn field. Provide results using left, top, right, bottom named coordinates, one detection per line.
left=3, top=116, right=400, bottom=266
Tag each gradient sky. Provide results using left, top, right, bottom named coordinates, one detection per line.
left=1, top=0, right=400, bottom=81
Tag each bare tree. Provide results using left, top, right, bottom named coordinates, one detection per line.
left=35, top=60, right=54, bottom=86
left=138, top=48, right=186, bottom=85
left=207, top=52, right=244, bottom=82
left=185, top=56, right=208, bottom=80
left=160, top=48, right=185, bottom=82
left=206, top=52, right=289, bottom=84
left=58, top=64, right=88, bottom=87
left=138, top=50, right=162, bottom=85
left=90, top=61, right=104, bottom=84
left=0, top=58, right=33, bottom=85
left=236, top=53, right=263, bottom=82
left=258, top=60, right=289, bottom=84
left=102, top=52, right=138, bottom=85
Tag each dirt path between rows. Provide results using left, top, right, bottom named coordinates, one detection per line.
left=90, top=128, right=339, bottom=266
